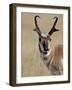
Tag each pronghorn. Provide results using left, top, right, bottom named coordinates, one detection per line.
left=33, top=15, right=63, bottom=75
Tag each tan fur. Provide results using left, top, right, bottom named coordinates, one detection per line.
left=43, top=44, right=63, bottom=75
left=50, top=45, right=63, bottom=66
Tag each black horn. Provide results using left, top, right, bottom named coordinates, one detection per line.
left=48, top=17, right=59, bottom=36
left=33, top=15, right=41, bottom=36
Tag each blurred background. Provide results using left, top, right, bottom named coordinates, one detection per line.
left=21, top=13, right=63, bottom=77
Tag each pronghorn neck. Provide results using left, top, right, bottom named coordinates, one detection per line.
left=40, top=45, right=63, bottom=75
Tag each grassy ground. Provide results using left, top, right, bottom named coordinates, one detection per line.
left=21, top=13, right=63, bottom=77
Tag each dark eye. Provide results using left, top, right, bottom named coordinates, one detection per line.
left=43, top=41, right=45, bottom=46
left=39, top=38, right=41, bottom=42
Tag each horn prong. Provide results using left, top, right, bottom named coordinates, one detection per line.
left=48, top=17, right=59, bottom=36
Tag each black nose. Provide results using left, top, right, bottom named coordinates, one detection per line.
left=44, top=48, right=48, bottom=51
left=43, top=42, right=47, bottom=50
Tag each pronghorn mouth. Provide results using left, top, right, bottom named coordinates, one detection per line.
left=41, top=52, right=48, bottom=60
left=41, top=49, right=51, bottom=60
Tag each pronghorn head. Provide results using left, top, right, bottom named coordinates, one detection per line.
left=33, top=15, right=59, bottom=56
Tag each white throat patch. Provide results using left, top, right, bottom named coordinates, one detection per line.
left=40, top=49, right=51, bottom=60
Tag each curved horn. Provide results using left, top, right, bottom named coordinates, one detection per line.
left=33, top=15, right=41, bottom=36
left=48, top=17, right=59, bottom=36
left=52, top=17, right=58, bottom=28
left=35, top=15, right=40, bottom=30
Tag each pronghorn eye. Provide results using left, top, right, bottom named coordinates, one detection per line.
left=39, top=38, right=41, bottom=42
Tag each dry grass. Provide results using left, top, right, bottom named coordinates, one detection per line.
left=21, top=13, right=63, bottom=77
